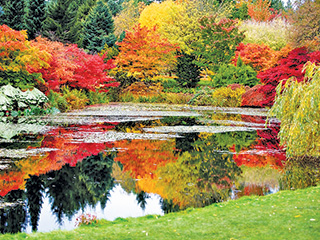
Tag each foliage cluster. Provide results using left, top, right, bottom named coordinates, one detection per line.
left=211, top=60, right=259, bottom=88
left=193, top=16, right=245, bottom=72
left=190, top=86, right=246, bottom=107
left=115, top=24, right=179, bottom=81
left=257, top=47, right=320, bottom=107
left=240, top=18, right=291, bottom=50
left=289, top=0, right=320, bottom=51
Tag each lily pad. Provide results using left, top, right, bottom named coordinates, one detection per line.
left=143, top=125, right=260, bottom=134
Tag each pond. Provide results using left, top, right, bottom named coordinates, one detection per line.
left=0, top=103, right=287, bottom=233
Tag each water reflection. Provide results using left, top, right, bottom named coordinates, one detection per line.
left=1, top=105, right=311, bottom=233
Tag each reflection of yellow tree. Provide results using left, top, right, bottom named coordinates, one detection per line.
left=111, top=162, right=136, bottom=194
left=138, top=133, right=242, bottom=209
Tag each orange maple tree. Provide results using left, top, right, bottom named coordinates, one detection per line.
left=114, top=139, right=177, bottom=179
left=233, top=43, right=293, bottom=73
left=115, top=24, right=179, bottom=80
left=247, top=0, right=272, bottom=22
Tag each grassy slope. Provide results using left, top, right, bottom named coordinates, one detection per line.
left=1, top=186, right=320, bottom=240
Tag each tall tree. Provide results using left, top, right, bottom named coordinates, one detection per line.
left=1, top=0, right=26, bottom=31
left=42, top=0, right=79, bottom=43
left=25, top=0, right=46, bottom=39
left=192, top=16, right=245, bottom=72
left=115, top=24, right=179, bottom=80
left=105, top=0, right=124, bottom=16
left=82, top=0, right=116, bottom=52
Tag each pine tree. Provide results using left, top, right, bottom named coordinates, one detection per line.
left=1, top=0, right=26, bottom=31
left=82, top=0, right=116, bottom=53
left=175, top=51, right=201, bottom=88
left=71, top=0, right=97, bottom=46
left=25, top=0, right=46, bottom=39
left=104, top=0, right=123, bottom=16
left=42, top=0, right=79, bottom=43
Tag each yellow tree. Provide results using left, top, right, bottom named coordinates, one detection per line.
left=113, top=0, right=146, bottom=37
left=115, top=24, right=179, bottom=80
left=139, top=0, right=233, bottom=54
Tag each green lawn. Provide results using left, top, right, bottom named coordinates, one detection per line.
left=1, top=186, right=320, bottom=240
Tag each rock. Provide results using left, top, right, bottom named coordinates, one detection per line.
left=241, top=84, right=268, bottom=107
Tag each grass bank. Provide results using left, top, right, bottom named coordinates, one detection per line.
left=2, top=186, right=320, bottom=240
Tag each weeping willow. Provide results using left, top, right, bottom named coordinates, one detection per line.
left=269, top=62, right=320, bottom=157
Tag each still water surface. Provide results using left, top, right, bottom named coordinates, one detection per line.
left=0, top=103, right=286, bottom=233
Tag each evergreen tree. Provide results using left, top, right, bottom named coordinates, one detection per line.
left=105, top=0, right=124, bottom=16
left=42, top=0, right=79, bottom=43
left=71, top=0, right=97, bottom=46
left=175, top=51, right=201, bottom=88
left=82, top=0, right=116, bottom=53
left=1, top=0, right=26, bottom=31
left=270, top=0, right=285, bottom=10
left=25, top=0, right=46, bottom=39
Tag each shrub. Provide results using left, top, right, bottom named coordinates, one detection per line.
left=62, top=87, right=89, bottom=111
left=47, top=90, right=68, bottom=112
left=231, top=3, right=250, bottom=20
left=190, top=86, right=246, bottom=107
left=175, top=51, right=201, bottom=88
left=161, top=78, right=178, bottom=89
left=211, top=61, right=259, bottom=88
left=233, top=43, right=276, bottom=73
left=86, top=91, right=109, bottom=105
left=247, top=0, right=272, bottom=22
left=240, top=18, right=291, bottom=50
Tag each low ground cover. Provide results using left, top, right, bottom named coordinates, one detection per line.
left=2, top=185, right=319, bottom=240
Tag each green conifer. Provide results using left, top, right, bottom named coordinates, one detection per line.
left=82, top=0, right=116, bottom=53
left=42, top=0, right=79, bottom=43
left=1, top=0, right=26, bottom=31
left=175, top=51, right=201, bottom=88
left=25, top=0, right=46, bottom=39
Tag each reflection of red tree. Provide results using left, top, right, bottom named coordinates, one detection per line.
left=114, top=139, right=177, bottom=179
left=0, top=123, right=117, bottom=197
left=233, top=116, right=286, bottom=169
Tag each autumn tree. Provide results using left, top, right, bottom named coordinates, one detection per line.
left=290, top=0, right=320, bottom=51
left=82, top=0, right=116, bottom=53
left=30, top=36, right=119, bottom=92
left=233, top=43, right=276, bottom=73
left=247, top=0, right=272, bottom=22
left=139, top=0, right=234, bottom=54
left=113, top=0, right=145, bottom=37
left=115, top=24, right=179, bottom=81
left=25, top=0, right=47, bottom=40
left=257, top=47, right=320, bottom=107
left=0, top=25, right=50, bottom=89
left=193, top=16, right=245, bottom=72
